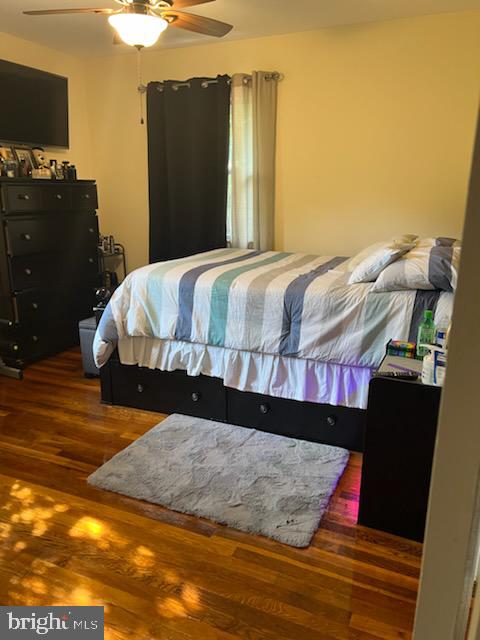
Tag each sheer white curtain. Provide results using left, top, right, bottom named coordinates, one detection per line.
left=228, top=71, right=279, bottom=250
left=228, top=74, right=254, bottom=248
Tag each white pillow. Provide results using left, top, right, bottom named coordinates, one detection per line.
left=372, top=237, right=461, bottom=292
left=347, top=234, right=418, bottom=284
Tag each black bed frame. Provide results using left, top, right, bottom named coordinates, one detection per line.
left=100, top=189, right=366, bottom=451
left=100, top=349, right=366, bottom=451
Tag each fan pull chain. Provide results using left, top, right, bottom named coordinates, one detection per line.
left=137, top=46, right=146, bottom=125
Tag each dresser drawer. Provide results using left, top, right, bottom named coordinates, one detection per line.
left=3, top=323, right=81, bottom=361
left=15, top=285, right=95, bottom=326
left=5, top=213, right=98, bottom=257
left=41, top=185, right=72, bottom=211
left=2, top=185, right=43, bottom=213
left=227, top=389, right=365, bottom=451
left=0, top=336, right=22, bottom=361
left=10, top=251, right=99, bottom=291
left=110, top=363, right=227, bottom=421
left=1, top=183, right=97, bottom=214
left=71, top=184, right=98, bottom=210
left=11, top=254, right=58, bottom=290
left=1, top=286, right=94, bottom=365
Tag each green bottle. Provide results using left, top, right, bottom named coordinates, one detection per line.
left=417, top=310, right=436, bottom=357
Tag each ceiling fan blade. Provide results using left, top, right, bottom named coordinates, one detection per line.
left=162, top=10, right=232, bottom=37
left=171, top=0, right=215, bottom=8
left=23, top=8, right=115, bottom=16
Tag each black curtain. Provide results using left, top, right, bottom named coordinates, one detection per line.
left=147, top=75, right=231, bottom=263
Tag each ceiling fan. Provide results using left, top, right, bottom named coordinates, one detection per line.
left=23, top=0, right=233, bottom=48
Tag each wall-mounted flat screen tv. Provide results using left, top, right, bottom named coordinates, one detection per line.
left=0, top=59, right=69, bottom=148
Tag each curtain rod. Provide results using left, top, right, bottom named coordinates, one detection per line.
left=140, top=72, right=284, bottom=94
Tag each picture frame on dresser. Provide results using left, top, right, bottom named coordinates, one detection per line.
left=0, top=146, right=14, bottom=163
left=13, top=146, right=37, bottom=174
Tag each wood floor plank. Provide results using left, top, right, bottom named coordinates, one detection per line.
left=0, top=348, right=421, bottom=639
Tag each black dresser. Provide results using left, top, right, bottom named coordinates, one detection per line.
left=0, top=178, right=100, bottom=370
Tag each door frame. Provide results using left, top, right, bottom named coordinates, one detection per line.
left=413, top=106, right=480, bottom=638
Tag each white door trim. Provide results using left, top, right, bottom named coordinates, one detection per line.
left=413, top=106, right=480, bottom=639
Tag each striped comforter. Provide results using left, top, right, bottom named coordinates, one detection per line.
left=93, top=248, right=454, bottom=368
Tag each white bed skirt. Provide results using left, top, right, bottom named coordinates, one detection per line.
left=117, top=337, right=374, bottom=410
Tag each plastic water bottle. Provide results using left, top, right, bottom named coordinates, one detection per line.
left=436, top=317, right=450, bottom=349
left=416, top=310, right=436, bottom=357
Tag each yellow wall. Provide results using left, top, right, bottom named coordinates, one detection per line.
left=0, top=31, right=92, bottom=176
left=7, top=11, right=480, bottom=272
left=86, top=11, right=480, bottom=271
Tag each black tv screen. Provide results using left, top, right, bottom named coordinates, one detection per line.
left=0, top=59, right=69, bottom=148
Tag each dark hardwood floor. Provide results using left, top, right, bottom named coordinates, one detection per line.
left=0, top=349, right=421, bottom=639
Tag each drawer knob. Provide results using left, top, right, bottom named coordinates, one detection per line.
left=88, top=258, right=95, bottom=264
left=326, top=415, right=337, bottom=427
left=55, top=194, right=62, bottom=200
left=22, top=233, right=32, bottom=241
left=137, top=384, right=145, bottom=393
left=259, top=403, right=270, bottom=415
left=32, top=335, right=38, bottom=342
left=84, top=194, right=91, bottom=199
left=191, top=392, right=201, bottom=403
left=32, top=302, right=39, bottom=310
left=88, top=228, right=94, bottom=234
left=24, top=268, right=32, bottom=276
left=18, top=194, right=30, bottom=201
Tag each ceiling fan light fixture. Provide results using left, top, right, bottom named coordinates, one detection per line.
left=108, top=12, right=167, bottom=47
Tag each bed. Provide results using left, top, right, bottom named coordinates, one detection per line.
left=94, top=248, right=454, bottom=451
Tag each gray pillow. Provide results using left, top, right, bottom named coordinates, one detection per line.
left=372, top=237, right=461, bottom=292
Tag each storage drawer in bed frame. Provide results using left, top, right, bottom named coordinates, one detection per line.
left=227, top=388, right=365, bottom=451
left=108, top=360, right=227, bottom=422
left=101, top=354, right=366, bottom=452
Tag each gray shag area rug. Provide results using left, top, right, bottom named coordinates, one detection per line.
left=87, top=414, right=349, bottom=547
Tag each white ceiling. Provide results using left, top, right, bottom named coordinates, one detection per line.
left=2, top=0, right=480, bottom=57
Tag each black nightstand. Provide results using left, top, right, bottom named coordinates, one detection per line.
left=358, top=361, right=441, bottom=542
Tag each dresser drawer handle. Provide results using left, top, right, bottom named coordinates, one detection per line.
left=326, top=415, right=337, bottom=427
left=55, top=194, right=62, bottom=200
left=32, top=336, right=38, bottom=342
left=24, top=268, right=32, bottom=276
left=18, top=194, right=30, bottom=201
left=88, top=228, right=94, bottom=234
left=191, top=392, right=201, bottom=403
left=88, top=258, right=95, bottom=264
left=259, top=403, right=270, bottom=415
left=84, top=194, right=91, bottom=199
left=32, top=302, right=39, bottom=310
left=22, top=233, right=32, bottom=241
left=137, top=384, right=145, bottom=393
